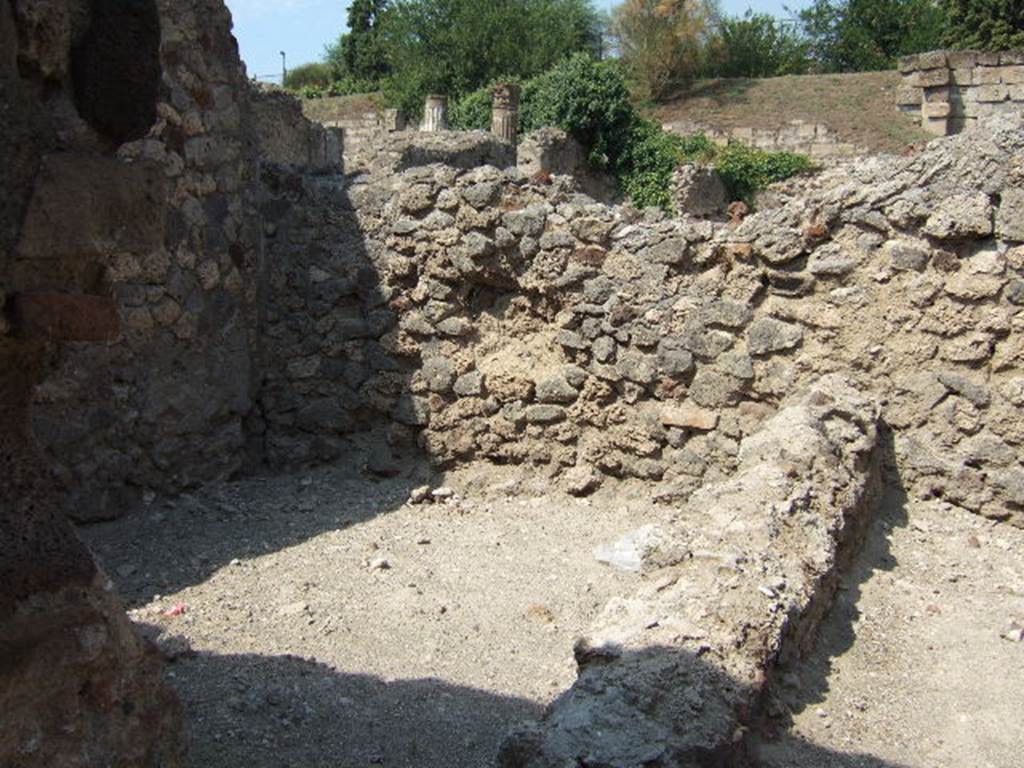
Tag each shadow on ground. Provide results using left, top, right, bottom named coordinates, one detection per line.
left=146, top=638, right=911, bottom=768
left=752, top=427, right=911, bottom=766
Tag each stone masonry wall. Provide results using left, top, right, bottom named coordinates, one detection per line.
left=898, top=49, right=1024, bottom=135
left=24, top=0, right=339, bottom=521
left=1, top=1, right=195, bottom=764
left=261, top=116, right=1024, bottom=526
left=664, top=118, right=863, bottom=162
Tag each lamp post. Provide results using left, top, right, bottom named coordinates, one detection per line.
left=280, top=50, right=287, bottom=85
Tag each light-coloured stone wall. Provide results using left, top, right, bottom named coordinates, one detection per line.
left=898, top=49, right=1024, bottom=135
left=321, top=108, right=405, bottom=170
left=664, top=118, right=862, bottom=161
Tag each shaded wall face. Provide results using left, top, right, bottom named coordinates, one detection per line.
left=17, top=0, right=268, bottom=521
left=0, top=1, right=201, bottom=764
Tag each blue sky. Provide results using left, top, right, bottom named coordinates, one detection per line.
left=224, top=0, right=806, bottom=84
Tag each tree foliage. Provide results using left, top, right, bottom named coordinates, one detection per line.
left=797, top=0, right=947, bottom=72
left=704, top=11, right=810, bottom=78
left=610, top=0, right=717, bottom=101
left=325, top=0, right=392, bottom=82
left=943, top=0, right=1024, bottom=50
left=380, top=0, right=603, bottom=117
left=282, top=62, right=335, bottom=90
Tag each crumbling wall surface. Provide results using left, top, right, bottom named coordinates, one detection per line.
left=263, top=114, right=1024, bottom=525
left=0, top=342, right=186, bottom=768
left=499, top=376, right=882, bottom=767
left=24, top=0, right=269, bottom=521
left=0, top=2, right=185, bottom=765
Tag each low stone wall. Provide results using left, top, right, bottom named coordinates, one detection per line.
left=664, top=118, right=862, bottom=161
left=252, top=89, right=342, bottom=172
left=897, top=49, right=1024, bottom=135
left=260, top=116, right=1024, bottom=526
left=320, top=107, right=404, bottom=170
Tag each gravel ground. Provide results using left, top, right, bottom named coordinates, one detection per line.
left=80, top=467, right=1024, bottom=768
left=758, top=484, right=1024, bottom=768
left=80, top=467, right=658, bottom=768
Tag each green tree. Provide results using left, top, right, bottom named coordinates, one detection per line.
left=380, top=0, right=603, bottom=117
left=610, top=0, right=718, bottom=101
left=705, top=11, right=810, bottom=77
left=283, top=62, right=334, bottom=90
left=943, top=0, right=1024, bottom=50
left=797, top=0, right=947, bottom=72
left=325, top=0, right=391, bottom=82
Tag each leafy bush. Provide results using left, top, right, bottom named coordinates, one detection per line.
left=448, top=54, right=814, bottom=211
left=283, top=62, right=335, bottom=91
left=714, top=143, right=816, bottom=203
left=450, top=79, right=526, bottom=130
left=617, top=120, right=700, bottom=209
left=449, top=88, right=494, bottom=130
left=520, top=55, right=636, bottom=169
left=704, top=12, right=811, bottom=78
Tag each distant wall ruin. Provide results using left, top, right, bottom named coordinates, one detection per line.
left=663, top=118, right=863, bottom=161
left=898, top=49, right=1024, bottom=135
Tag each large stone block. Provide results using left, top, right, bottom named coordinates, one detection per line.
left=977, top=84, right=1010, bottom=102
left=923, top=101, right=952, bottom=118
left=12, top=293, right=120, bottom=341
left=917, top=67, right=950, bottom=87
left=13, top=154, right=166, bottom=289
left=951, top=68, right=974, bottom=85
left=975, top=66, right=1003, bottom=84
left=917, top=50, right=948, bottom=70
left=948, top=51, right=978, bottom=69
left=895, top=86, right=922, bottom=106
left=898, top=53, right=919, bottom=73
left=1001, top=65, right=1024, bottom=84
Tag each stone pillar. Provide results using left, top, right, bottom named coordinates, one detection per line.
left=491, top=83, right=521, bottom=143
left=383, top=108, right=406, bottom=132
left=420, top=95, right=448, bottom=132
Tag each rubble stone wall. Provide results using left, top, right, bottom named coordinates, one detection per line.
left=260, top=117, right=1024, bottom=526
left=1, top=1, right=193, bottom=764
left=23, top=0, right=342, bottom=522
left=898, top=49, right=1024, bottom=135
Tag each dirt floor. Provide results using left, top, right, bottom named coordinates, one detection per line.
left=80, top=467, right=658, bottom=768
left=81, top=466, right=1024, bottom=768
left=758, top=482, right=1024, bottom=768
